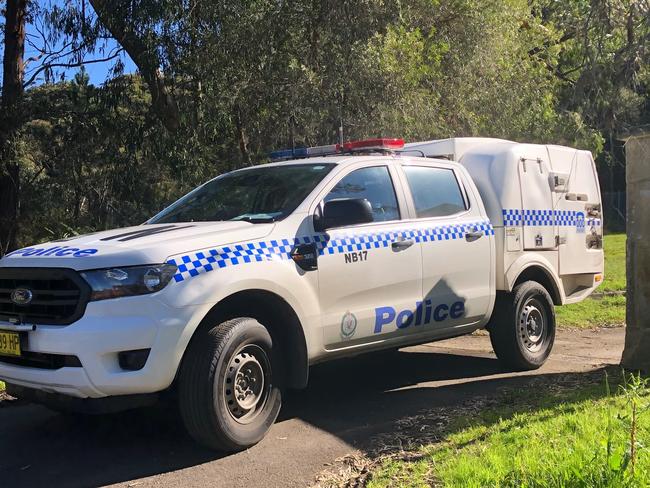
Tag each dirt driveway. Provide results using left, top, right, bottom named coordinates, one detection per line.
left=0, top=327, right=623, bottom=488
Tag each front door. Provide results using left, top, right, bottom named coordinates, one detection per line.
left=317, top=165, right=422, bottom=349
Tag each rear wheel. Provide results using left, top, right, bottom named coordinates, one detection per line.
left=488, top=281, right=555, bottom=370
left=178, top=317, right=282, bottom=451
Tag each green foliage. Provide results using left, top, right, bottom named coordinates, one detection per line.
left=540, top=0, right=650, bottom=136
left=15, top=74, right=187, bottom=245
left=367, top=373, right=650, bottom=487
left=5, top=1, right=649, bottom=247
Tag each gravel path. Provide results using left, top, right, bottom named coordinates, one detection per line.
left=0, top=327, right=624, bottom=488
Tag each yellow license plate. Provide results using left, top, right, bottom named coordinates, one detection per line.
left=0, top=331, right=21, bottom=357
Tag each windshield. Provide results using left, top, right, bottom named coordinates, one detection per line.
left=149, top=163, right=335, bottom=224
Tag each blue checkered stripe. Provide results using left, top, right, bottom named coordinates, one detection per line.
left=502, top=209, right=523, bottom=226
left=167, top=236, right=321, bottom=282
left=323, top=221, right=495, bottom=254
left=523, top=210, right=554, bottom=226
left=586, top=218, right=602, bottom=227
left=502, top=209, right=603, bottom=227
left=554, top=210, right=578, bottom=226
left=412, top=221, right=494, bottom=243
left=167, top=220, right=494, bottom=282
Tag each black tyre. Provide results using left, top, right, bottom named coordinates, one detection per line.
left=178, top=317, right=282, bottom=451
left=488, top=281, right=555, bottom=371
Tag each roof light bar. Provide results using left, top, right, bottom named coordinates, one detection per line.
left=342, top=138, right=404, bottom=151
left=269, top=147, right=308, bottom=161
left=269, top=138, right=405, bottom=161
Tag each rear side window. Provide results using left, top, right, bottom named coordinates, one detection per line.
left=403, top=166, right=467, bottom=218
left=324, top=166, right=400, bottom=222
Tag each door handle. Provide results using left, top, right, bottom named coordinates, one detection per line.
left=465, top=229, right=483, bottom=242
left=391, top=239, right=414, bottom=251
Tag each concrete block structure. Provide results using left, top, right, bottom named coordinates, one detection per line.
left=622, top=132, right=650, bottom=372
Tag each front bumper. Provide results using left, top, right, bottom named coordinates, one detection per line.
left=5, top=383, right=160, bottom=413
left=0, top=296, right=204, bottom=398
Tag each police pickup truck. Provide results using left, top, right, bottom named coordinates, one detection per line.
left=0, top=137, right=604, bottom=451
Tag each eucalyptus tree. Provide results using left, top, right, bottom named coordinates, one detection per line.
left=0, top=0, right=28, bottom=254
left=4, top=0, right=647, bottom=252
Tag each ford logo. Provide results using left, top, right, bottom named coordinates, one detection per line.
left=10, top=288, right=33, bottom=306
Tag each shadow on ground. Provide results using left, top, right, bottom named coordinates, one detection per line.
left=0, top=349, right=612, bottom=488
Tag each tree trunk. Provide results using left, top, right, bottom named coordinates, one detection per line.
left=234, top=105, right=251, bottom=166
left=0, top=0, right=27, bottom=255
left=88, top=0, right=180, bottom=132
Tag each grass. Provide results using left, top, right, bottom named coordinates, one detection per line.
left=366, top=372, right=650, bottom=488
left=555, top=234, right=626, bottom=328
left=555, top=294, right=626, bottom=328
left=599, top=234, right=627, bottom=293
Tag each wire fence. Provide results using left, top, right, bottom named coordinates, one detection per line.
left=602, top=191, right=626, bottom=233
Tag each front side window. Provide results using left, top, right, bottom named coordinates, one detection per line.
left=403, top=166, right=467, bottom=218
left=324, top=166, right=400, bottom=222
left=149, top=164, right=334, bottom=223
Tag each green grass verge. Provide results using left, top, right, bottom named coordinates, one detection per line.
left=368, top=373, right=649, bottom=488
left=556, top=233, right=626, bottom=329
left=600, top=234, right=626, bottom=293
left=556, top=294, right=626, bottom=328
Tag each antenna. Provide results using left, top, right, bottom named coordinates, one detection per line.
left=338, top=109, right=344, bottom=147
left=289, top=114, right=295, bottom=152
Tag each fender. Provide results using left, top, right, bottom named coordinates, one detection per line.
left=166, top=267, right=319, bottom=343
left=164, top=263, right=320, bottom=384
left=207, top=276, right=319, bottom=347
left=504, top=253, right=565, bottom=304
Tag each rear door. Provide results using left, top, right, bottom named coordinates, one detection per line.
left=399, top=163, right=493, bottom=334
left=548, top=147, right=604, bottom=274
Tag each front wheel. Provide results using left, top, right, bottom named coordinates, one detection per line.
left=488, top=281, right=556, bottom=370
left=178, top=317, right=282, bottom=451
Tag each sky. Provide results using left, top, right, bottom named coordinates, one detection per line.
left=24, top=34, right=138, bottom=87
left=18, top=3, right=138, bottom=88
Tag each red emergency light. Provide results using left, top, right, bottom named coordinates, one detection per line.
left=270, top=138, right=405, bottom=161
left=341, top=138, right=405, bottom=152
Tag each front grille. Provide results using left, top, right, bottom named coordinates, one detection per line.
left=0, top=268, right=91, bottom=325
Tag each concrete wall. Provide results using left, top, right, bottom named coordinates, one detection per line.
left=621, top=133, right=650, bottom=371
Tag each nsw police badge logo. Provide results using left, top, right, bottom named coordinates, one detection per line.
left=576, top=212, right=586, bottom=234
left=340, top=312, right=357, bottom=339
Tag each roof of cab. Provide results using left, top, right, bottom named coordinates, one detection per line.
left=254, top=153, right=454, bottom=169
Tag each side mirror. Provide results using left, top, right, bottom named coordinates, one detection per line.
left=315, top=198, right=374, bottom=231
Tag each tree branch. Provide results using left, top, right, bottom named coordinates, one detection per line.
left=22, top=49, right=124, bottom=88
left=528, top=30, right=577, bottom=57
left=88, top=0, right=180, bottom=132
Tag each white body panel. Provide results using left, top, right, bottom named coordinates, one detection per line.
left=0, top=139, right=602, bottom=399
left=407, top=138, right=605, bottom=303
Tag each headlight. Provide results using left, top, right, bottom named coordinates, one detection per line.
left=80, top=264, right=177, bottom=301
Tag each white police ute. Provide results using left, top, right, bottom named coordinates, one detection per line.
left=0, top=137, right=604, bottom=451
